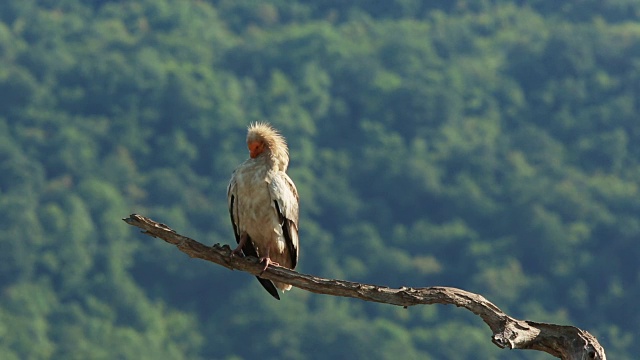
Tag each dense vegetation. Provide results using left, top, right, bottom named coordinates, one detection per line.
left=1, top=0, right=639, bottom=358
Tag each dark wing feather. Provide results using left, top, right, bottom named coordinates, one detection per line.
left=274, top=200, right=298, bottom=269
left=228, top=194, right=240, bottom=243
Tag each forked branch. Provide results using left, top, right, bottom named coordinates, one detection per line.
left=123, top=214, right=605, bottom=360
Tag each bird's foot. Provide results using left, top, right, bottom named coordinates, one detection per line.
left=231, top=234, right=248, bottom=257
left=258, top=257, right=280, bottom=275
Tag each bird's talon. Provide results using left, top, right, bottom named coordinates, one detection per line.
left=259, top=257, right=274, bottom=274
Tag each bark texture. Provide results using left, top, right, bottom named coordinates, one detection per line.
left=123, top=213, right=606, bottom=360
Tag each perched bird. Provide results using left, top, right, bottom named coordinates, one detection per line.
left=227, top=122, right=299, bottom=300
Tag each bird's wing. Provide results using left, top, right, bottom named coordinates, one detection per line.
left=227, top=171, right=241, bottom=243
left=268, top=171, right=299, bottom=269
left=228, top=170, right=281, bottom=300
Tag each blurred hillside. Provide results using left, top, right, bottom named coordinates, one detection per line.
left=0, top=0, right=639, bottom=359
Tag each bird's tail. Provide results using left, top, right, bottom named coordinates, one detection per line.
left=256, top=277, right=281, bottom=300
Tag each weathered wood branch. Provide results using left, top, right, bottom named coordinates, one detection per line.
left=123, top=214, right=606, bottom=360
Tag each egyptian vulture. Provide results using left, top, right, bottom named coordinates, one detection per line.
left=227, top=122, right=299, bottom=299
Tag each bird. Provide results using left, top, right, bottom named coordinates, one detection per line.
left=227, top=122, right=299, bottom=300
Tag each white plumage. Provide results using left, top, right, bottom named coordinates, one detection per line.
left=227, top=123, right=299, bottom=299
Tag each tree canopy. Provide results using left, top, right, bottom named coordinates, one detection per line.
left=0, top=0, right=639, bottom=359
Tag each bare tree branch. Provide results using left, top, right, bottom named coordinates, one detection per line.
left=123, top=214, right=606, bottom=360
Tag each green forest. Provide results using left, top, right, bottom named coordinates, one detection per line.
left=1, top=0, right=639, bottom=358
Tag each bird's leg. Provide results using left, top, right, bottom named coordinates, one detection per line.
left=231, top=234, right=247, bottom=257
left=258, top=248, right=280, bottom=275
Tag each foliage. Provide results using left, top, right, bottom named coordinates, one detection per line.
left=0, top=0, right=639, bottom=359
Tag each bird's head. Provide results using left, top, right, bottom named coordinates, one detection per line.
left=246, top=122, right=289, bottom=169
left=248, top=139, right=265, bottom=158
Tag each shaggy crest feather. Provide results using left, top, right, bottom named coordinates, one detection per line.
left=247, top=122, right=290, bottom=171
